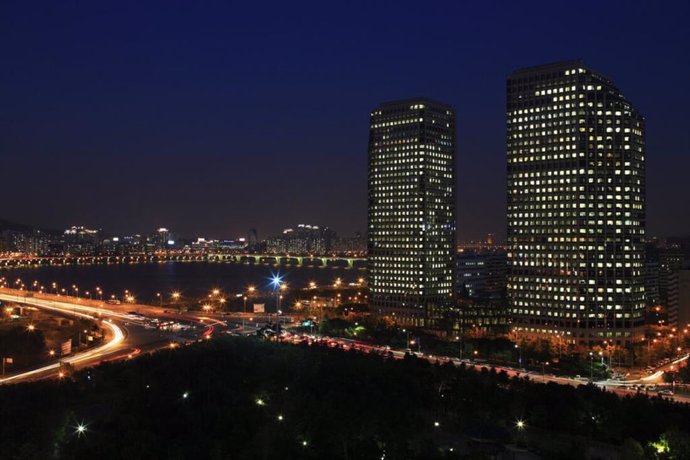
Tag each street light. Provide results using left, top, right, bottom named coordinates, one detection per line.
left=243, top=286, right=256, bottom=328
left=270, top=275, right=283, bottom=317
left=74, top=424, right=87, bottom=438
left=172, top=292, right=181, bottom=312
left=589, top=352, right=594, bottom=381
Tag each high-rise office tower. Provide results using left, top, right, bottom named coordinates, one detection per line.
left=507, top=61, right=646, bottom=346
left=368, top=98, right=456, bottom=328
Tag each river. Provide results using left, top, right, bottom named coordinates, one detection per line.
left=2, top=261, right=365, bottom=308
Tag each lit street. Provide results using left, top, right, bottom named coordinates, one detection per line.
left=0, top=289, right=213, bottom=384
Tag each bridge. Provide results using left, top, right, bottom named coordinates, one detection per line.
left=0, top=253, right=367, bottom=269
left=206, top=254, right=366, bottom=268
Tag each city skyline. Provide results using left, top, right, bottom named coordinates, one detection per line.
left=1, top=1, right=689, bottom=241
left=2, top=3, right=690, bottom=458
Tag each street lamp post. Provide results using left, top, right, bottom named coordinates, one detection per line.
left=270, top=275, right=283, bottom=323
left=1, top=356, right=12, bottom=376
left=243, top=296, right=247, bottom=328
left=542, top=361, right=549, bottom=382
left=172, top=292, right=181, bottom=313
left=246, top=286, right=256, bottom=327
left=589, top=352, right=594, bottom=382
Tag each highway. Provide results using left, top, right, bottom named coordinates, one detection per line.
left=0, top=294, right=125, bottom=384
left=279, top=334, right=690, bottom=404
left=1, top=288, right=688, bottom=405
left=0, top=290, right=210, bottom=384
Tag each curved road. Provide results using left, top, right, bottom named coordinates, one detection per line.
left=0, top=291, right=206, bottom=384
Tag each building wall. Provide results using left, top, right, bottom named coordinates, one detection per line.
left=678, top=270, right=690, bottom=330
left=368, top=98, right=456, bottom=328
left=457, top=251, right=507, bottom=300
left=507, top=61, right=646, bottom=346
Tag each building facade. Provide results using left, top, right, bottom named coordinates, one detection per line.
left=368, top=98, right=456, bottom=328
left=507, top=61, right=646, bottom=346
left=678, top=270, right=690, bottom=331
left=644, top=242, right=661, bottom=308
left=658, top=247, right=683, bottom=328
left=457, top=250, right=507, bottom=301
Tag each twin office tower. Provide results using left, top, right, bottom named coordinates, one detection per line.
left=367, top=60, right=646, bottom=346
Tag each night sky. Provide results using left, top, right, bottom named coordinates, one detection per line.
left=1, top=1, right=688, bottom=242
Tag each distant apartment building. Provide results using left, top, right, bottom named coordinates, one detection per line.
left=63, top=226, right=101, bottom=255
left=247, top=229, right=259, bottom=252
left=330, top=232, right=367, bottom=255
left=266, top=224, right=332, bottom=255
left=0, top=229, right=53, bottom=255
left=147, top=227, right=179, bottom=251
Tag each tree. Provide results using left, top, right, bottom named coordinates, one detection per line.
left=620, top=438, right=645, bottom=460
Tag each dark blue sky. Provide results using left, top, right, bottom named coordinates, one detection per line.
left=1, top=0, right=688, bottom=241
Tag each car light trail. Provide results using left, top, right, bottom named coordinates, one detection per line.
left=0, top=293, right=126, bottom=384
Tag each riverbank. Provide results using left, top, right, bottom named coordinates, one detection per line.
left=0, top=261, right=365, bottom=307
